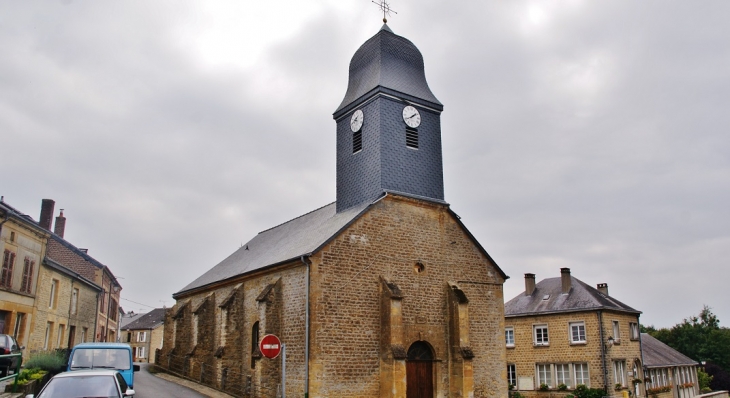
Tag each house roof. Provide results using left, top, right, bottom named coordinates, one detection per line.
left=334, top=24, right=442, bottom=116
left=121, top=308, right=166, bottom=331
left=0, top=200, right=51, bottom=236
left=174, top=201, right=371, bottom=297
left=120, top=313, right=145, bottom=329
left=504, top=276, right=641, bottom=317
left=641, top=333, right=698, bottom=368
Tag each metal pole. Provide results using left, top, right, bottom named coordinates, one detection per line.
left=281, top=343, right=286, bottom=398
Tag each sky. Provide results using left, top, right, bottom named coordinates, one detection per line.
left=1, top=1, right=728, bottom=328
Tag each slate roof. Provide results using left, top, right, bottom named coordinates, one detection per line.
left=504, top=276, right=641, bottom=317
left=0, top=200, right=49, bottom=235
left=174, top=201, right=371, bottom=297
left=121, top=308, right=166, bottom=331
left=120, top=313, right=145, bottom=329
left=641, top=333, right=698, bottom=368
left=334, top=24, right=442, bottom=115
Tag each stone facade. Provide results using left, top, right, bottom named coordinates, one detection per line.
left=159, top=194, right=508, bottom=397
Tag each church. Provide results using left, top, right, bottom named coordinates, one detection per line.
left=159, top=23, right=509, bottom=398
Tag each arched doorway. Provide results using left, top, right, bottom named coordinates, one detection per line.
left=406, top=341, right=434, bottom=398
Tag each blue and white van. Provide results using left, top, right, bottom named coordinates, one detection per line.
left=67, top=343, right=140, bottom=388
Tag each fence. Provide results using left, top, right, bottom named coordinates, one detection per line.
left=0, top=352, right=22, bottom=392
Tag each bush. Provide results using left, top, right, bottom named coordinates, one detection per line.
left=23, top=351, right=67, bottom=374
left=558, top=383, right=568, bottom=391
left=539, top=383, right=550, bottom=391
left=573, top=384, right=606, bottom=398
left=8, top=368, right=47, bottom=388
left=512, top=392, right=525, bottom=398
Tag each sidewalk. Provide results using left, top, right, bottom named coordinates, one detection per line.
left=150, top=369, right=236, bottom=398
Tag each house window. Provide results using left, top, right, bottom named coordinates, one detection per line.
left=49, top=279, right=59, bottom=308
left=612, top=321, right=621, bottom=343
left=614, top=360, right=626, bottom=387
left=44, top=322, right=53, bottom=350
left=505, top=327, right=515, bottom=347
left=629, top=322, right=639, bottom=340
left=20, top=257, right=34, bottom=293
left=353, top=130, right=362, bottom=153
left=81, top=328, right=87, bottom=343
left=536, top=364, right=552, bottom=388
left=508, top=364, right=517, bottom=387
left=534, top=325, right=549, bottom=345
left=109, top=298, right=118, bottom=321
left=570, top=322, right=586, bottom=344
left=57, top=324, right=65, bottom=348
left=136, top=346, right=146, bottom=359
left=251, top=321, right=260, bottom=369
left=192, top=314, right=199, bottom=346
left=71, top=288, right=79, bottom=314
left=137, top=331, right=147, bottom=342
left=574, top=363, right=590, bottom=386
left=100, top=291, right=105, bottom=314
left=556, top=364, right=571, bottom=388
left=1, top=249, right=15, bottom=289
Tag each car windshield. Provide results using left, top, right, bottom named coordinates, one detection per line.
left=70, top=349, right=130, bottom=370
left=38, top=375, right=120, bottom=398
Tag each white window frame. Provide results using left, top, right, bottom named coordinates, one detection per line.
left=570, top=321, right=586, bottom=344
left=505, top=327, right=515, bottom=347
left=614, top=360, right=626, bottom=387
left=44, top=322, right=52, bottom=350
left=536, top=364, right=553, bottom=388
left=136, top=346, right=145, bottom=359
left=81, top=328, right=87, bottom=343
left=574, top=363, right=590, bottom=387
left=508, top=364, right=517, bottom=387
left=612, top=321, right=621, bottom=343
left=71, top=288, right=79, bottom=315
left=629, top=322, right=639, bottom=340
left=49, top=280, right=57, bottom=308
left=57, top=324, right=65, bottom=348
left=555, top=363, right=571, bottom=388
left=534, top=324, right=549, bottom=346
left=137, top=331, right=147, bottom=342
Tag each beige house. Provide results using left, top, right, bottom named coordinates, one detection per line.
left=641, top=334, right=699, bottom=398
left=121, top=308, right=165, bottom=363
left=159, top=24, right=510, bottom=398
left=0, top=200, right=49, bottom=348
left=505, top=269, right=645, bottom=398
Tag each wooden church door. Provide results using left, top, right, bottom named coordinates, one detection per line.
left=406, top=341, right=434, bottom=398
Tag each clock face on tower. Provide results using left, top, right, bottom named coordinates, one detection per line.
left=350, top=109, right=364, bottom=132
left=402, top=105, right=421, bottom=128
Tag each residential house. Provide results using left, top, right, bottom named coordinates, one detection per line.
left=505, top=268, right=645, bottom=398
left=39, top=199, right=123, bottom=343
left=0, top=199, right=49, bottom=348
left=158, top=25, right=510, bottom=398
left=121, top=308, right=165, bottom=363
left=641, top=333, right=699, bottom=398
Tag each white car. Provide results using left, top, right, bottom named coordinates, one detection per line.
left=27, top=369, right=135, bottom=398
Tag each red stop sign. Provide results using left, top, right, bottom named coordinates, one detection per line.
left=259, top=334, right=282, bottom=359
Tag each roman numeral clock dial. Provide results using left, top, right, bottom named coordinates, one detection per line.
left=402, top=105, right=421, bottom=128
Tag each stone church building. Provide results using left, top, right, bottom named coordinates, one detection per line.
left=159, top=24, right=509, bottom=398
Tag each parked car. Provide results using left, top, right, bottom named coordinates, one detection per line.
left=26, top=369, right=135, bottom=398
left=0, top=334, right=23, bottom=377
left=67, top=342, right=139, bottom=388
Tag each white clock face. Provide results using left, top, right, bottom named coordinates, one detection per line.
left=402, top=105, right=421, bottom=128
left=350, top=109, right=364, bottom=132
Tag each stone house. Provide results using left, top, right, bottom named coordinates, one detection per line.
left=159, top=24, right=510, bottom=398
left=39, top=199, right=123, bottom=343
left=641, top=334, right=699, bottom=398
left=0, top=199, right=49, bottom=349
left=121, top=308, right=165, bottom=363
left=504, top=269, right=645, bottom=398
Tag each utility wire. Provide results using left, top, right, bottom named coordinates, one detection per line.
left=120, top=297, right=157, bottom=309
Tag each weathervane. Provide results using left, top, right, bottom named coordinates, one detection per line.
left=372, top=0, right=397, bottom=23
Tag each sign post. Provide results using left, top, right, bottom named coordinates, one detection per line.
left=259, top=334, right=284, bottom=398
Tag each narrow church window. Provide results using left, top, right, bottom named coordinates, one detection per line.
left=406, top=128, right=418, bottom=149
left=251, top=321, right=260, bottom=369
left=353, top=130, right=362, bottom=153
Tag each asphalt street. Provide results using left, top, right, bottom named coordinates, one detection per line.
left=133, top=363, right=207, bottom=398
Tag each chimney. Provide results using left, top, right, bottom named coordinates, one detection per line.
left=54, top=209, right=66, bottom=238
left=39, top=199, right=55, bottom=230
left=79, top=248, right=88, bottom=254
left=524, top=273, right=536, bottom=296
left=561, top=268, right=572, bottom=294
left=597, top=283, right=609, bottom=296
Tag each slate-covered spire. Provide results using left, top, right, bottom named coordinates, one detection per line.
left=334, top=26, right=445, bottom=212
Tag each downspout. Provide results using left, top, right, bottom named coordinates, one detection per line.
left=599, top=310, right=608, bottom=393
left=147, top=328, right=152, bottom=363
left=94, top=291, right=100, bottom=342
left=637, top=314, right=646, bottom=398
left=300, top=256, right=310, bottom=398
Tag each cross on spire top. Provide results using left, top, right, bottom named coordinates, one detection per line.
left=371, top=0, right=397, bottom=23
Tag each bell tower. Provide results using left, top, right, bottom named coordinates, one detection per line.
left=333, top=24, right=445, bottom=212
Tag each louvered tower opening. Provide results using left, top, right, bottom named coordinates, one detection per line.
left=353, top=130, right=363, bottom=153
left=406, top=128, right=418, bottom=149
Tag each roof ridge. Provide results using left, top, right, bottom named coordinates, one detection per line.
left=257, top=202, right=336, bottom=234
left=50, top=234, right=107, bottom=269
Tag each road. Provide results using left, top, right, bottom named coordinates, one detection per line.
left=133, top=363, right=207, bottom=398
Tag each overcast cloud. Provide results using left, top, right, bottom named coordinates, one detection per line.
left=1, top=1, right=728, bottom=328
